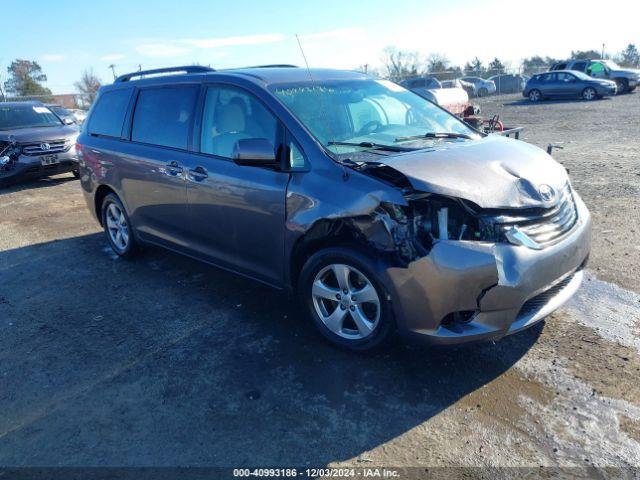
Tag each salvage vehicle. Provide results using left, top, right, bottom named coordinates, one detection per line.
left=441, top=78, right=476, bottom=98
left=1, top=101, right=79, bottom=187
left=78, top=66, right=591, bottom=351
left=524, top=71, right=617, bottom=101
left=460, top=76, right=496, bottom=97
left=550, top=59, right=639, bottom=94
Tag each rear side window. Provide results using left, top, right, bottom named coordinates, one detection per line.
left=572, top=61, right=587, bottom=72
left=131, top=86, right=199, bottom=150
left=88, top=89, right=132, bottom=137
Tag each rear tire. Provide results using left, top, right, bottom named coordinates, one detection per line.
left=101, top=193, right=139, bottom=259
left=298, top=247, right=395, bottom=352
left=71, top=169, right=80, bottom=179
left=582, top=87, right=597, bottom=101
left=478, top=87, right=488, bottom=97
left=528, top=89, right=541, bottom=102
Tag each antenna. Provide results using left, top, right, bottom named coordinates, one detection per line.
left=295, top=34, right=312, bottom=75
left=294, top=34, right=346, bottom=165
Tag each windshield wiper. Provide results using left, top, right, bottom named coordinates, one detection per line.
left=327, top=141, right=415, bottom=152
left=394, top=132, right=473, bottom=143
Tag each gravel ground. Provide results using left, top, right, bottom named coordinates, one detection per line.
left=0, top=93, right=639, bottom=476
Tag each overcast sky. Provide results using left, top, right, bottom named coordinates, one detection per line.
left=2, top=0, right=638, bottom=93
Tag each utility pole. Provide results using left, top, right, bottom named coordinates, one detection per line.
left=602, top=43, right=605, bottom=59
left=108, top=64, right=117, bottom=80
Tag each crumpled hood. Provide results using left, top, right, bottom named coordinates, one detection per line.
left=378, top=135, right=569, bottom=209
left=0, top=125, right=78, bottom=144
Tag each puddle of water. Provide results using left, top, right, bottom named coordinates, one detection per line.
left=566, top=271, right=640, bottom=353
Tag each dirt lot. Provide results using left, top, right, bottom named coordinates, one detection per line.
left=1, top=93, right=639, bottom=475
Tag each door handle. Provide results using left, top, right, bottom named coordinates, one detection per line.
left=164, top=161, right=183, bottom=176
left=188, top=166, right=208, bottom=182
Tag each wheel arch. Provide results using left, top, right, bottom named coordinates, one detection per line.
left=94, top=185, right=119, bottom=226
left=288, top=214, right=402, bottom=291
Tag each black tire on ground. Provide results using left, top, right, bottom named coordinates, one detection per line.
left=478, top=87, right=488, bottom=97
left=528, top=89, right=542, bottom=102
left=614, top=78, right=628, bottom=94
left=71, top=169, right=80, bottom=179
left=298, top=247, right=395, bottom=352
left=101, top=193, right=139, bottom=259
left=582, top=87, right=597, bottom=101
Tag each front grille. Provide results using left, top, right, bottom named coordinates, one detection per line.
left=518, top=273, right=575, bottom=318
left=496, top=184, right=578, bottom=247
left=21, top=139, right=71, bottom=156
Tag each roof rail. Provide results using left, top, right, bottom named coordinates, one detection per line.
left=243, top=64, right=299, bottom=69
left=115, top=65, right=215, bottom=83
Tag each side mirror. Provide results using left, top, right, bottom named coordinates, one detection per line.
left=232, top=138, right=277, bottom=167
left=62, top=117, right=75, bottom=125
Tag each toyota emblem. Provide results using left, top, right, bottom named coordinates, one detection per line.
left=40, top=143, right=51, bottom=151
left=538, top=184, right=555, bottom=201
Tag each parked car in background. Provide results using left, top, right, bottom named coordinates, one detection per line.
left=78, top=65, right=590, bottom=351
left=441, top=78, right=476, bottom=97
left=489, top=74, right=527, bottom=94
left=550, top=59, right=639, bottom=94
left=45, top=104, right=78, bottom=124
left=0, top=101, right=79, bottom=186
left=398, top=76, right=442, bottom=94
left=460, top=76, right=496, bottom=96
left=68, top=108, right=88, bottom=124
left=524, top=70, right=617, bottom=102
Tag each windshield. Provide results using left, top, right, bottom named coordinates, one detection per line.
left=571, top=71, right=593, bottom=81
left=601, top=60, right=621, bottom=70
left=271, top=79, right=477, bottom=155
left=0, top=104, right=62, bottom=130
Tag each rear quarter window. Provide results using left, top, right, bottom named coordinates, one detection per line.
left=88, top=88, right=133, bottom=138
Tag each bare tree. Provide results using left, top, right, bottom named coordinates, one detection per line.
left=426, top=53, right=450, bottom=73
left=74, top=69, right=101, bottom=107
left=381, top=46, right=423, bottom=82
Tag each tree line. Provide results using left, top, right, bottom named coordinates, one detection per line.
left=1, top=43, right=639, bottom=105
left=372, top=43, right=640, bottom=82
left=0, top=60, right=101, bottom=106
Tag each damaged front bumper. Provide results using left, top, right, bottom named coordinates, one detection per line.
left=0, top=149, right=78, bottom=187
left=384, top=193, right=591, bottom=345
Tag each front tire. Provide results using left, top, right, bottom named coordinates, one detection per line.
left=528, top=89, right=541, bottom=102
left=101, top=193, right=139, bottom=259
left=478, top=87, right=488, bottom=97
left=582, top=87, right=597, bottom=101
left=614, top=78, right=628, bottom=94
left=298, top=247, right=395, bottom=352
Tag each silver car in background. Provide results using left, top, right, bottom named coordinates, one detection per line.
left=461, top=76, right=496, bottom=96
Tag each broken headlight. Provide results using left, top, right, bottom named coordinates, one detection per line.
left=409, top=195, right=499, bottom=245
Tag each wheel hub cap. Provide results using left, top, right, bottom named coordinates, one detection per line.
left=106, top=203, right=129, bottom=251
left=311, top=263, right=381, bottom=340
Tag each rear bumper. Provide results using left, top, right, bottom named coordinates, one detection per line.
left=384, top=193, right=591, bottom=345
left=0, top=149, right=78, bottom=186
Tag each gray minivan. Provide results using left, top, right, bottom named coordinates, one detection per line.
left=78, top=66, right=591, bottom=351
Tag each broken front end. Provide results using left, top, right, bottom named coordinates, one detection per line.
left=363, top=184, right=591, bottom=344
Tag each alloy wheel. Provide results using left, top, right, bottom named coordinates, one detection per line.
left=529, top=90, right=540, bottom=102
left=583, top=88, right=596, bottom=100
left=311, top=263, right=381, bottom=340
left=106, top=203, right=129, bottom=252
